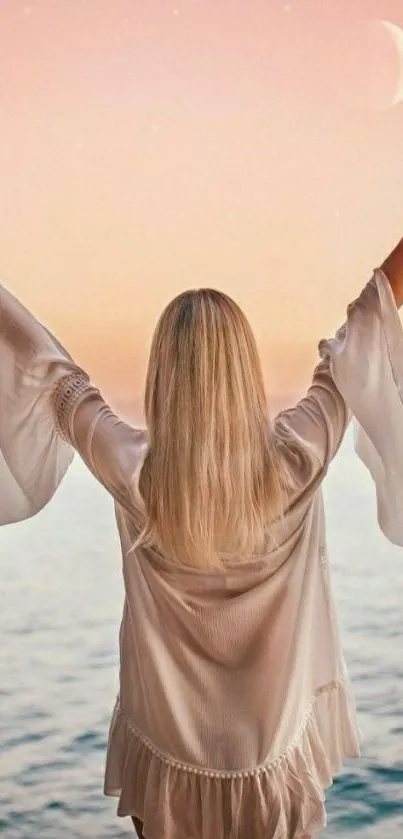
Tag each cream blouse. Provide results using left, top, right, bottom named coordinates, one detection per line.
left=1, top=269, right=402, bottom=839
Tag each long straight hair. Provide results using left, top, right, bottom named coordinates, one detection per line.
left=133, top=288, right=288, bottom=569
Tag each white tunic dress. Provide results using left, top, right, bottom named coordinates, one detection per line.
left=1, top=269, right=402, bottom=839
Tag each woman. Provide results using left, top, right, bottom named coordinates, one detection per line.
left=1, top=237, right=403, bottom=839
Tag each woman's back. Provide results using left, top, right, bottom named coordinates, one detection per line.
left=102, top=396, right=360, bottom=838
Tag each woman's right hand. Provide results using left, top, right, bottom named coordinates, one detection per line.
left=381, top=237, right=403, bottom=308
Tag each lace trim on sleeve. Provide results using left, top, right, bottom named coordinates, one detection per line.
left=53, top=371, right=92, bottom=442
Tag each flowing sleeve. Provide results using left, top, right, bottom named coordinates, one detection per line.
left=0, top=284, right=80, bottom=524
left=318, top=267, right=403, bottom=546
left=0, top=284, right=144, bottom=526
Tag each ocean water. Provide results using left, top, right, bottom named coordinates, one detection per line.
left=1, top=427, right=403, bottom=838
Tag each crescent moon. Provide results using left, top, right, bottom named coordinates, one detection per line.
left=374, top=19, right=403, bottom=107
left=331, top=19, right=403, bottom=112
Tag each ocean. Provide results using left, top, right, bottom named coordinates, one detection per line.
left=1, top=427, right=403, bottom=838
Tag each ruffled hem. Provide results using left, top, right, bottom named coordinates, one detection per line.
left=104, top=679, right=361, bottom=839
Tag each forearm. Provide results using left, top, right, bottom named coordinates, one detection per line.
left=380, top=237, right=403, bottom=309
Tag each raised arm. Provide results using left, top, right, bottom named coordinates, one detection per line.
left=276, top=236, right=403, bottom=499
left=276, top=245, right=403, bottom=544
left=0, top=283, right=145, bottom=524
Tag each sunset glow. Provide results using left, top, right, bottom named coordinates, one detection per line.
left=1, top=0, right=403, bottom=416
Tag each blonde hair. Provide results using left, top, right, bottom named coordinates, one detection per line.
left=133, top=288, right=287, bottom=569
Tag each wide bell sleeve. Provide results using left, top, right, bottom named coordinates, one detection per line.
left=0, top=284, right=83, bottom=524
left=0, top=284, right=145, bottom=526
left=318, top=267, right=403, bottom=546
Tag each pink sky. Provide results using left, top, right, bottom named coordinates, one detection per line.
left=1, top=0, right=403, bottom=417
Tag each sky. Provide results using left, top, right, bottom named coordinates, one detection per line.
left=1, top=0, right=403, bottom=417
